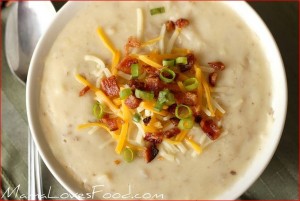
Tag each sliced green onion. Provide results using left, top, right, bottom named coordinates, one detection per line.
left=150, top=7, right=165, bottom=15
left=135, top=89, right=154, bottom=101
left=162, top=59, right=175, bottom=67
left=176, top=57, right=188, bottom=65
left=133, top=113, right=141, bottom=123
left=154, top=101, right=164, bottom=112
left=131, top=63, right=140, bottom=78
left=122, top=147, right=135, bottom=163
left=165, top=92, right=175, bottom=106
left=183, top=77, right=199, bottom=91
left=178, top=117, right=194, bottom=130
left=159, top=68, right=176, bottom=83
left=175, top=104, right=192, bottom=119
left=154, top=89, right=170, bottom=112
left=119, top=88, right=132, bottom=100
left=93, top=102, right=104, bottom=119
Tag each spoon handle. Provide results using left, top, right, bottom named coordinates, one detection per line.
left=28, top=129, right=43, bottom=200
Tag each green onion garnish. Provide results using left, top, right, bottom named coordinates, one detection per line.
left=119, top=88, right=132, bottom=100
left=162, top=59, right=175, bottom=67
left=122, top=147, right=135, bottom=163
left=176, top=56, right=188, bottom=65
left=159, top=68, right=176, bottom=83
left=135, top=89, right=154, bottom=101
left=93, top=102, right=104, bottom=119
left=150, top=7, right=165, bottom=15
left=131, top=63, right=140, bottom=78
left=175, top=104, right=192, bottom=119
left=178, top=117, right=194, bottom=130
left=165, top=92, right=175, bottom=106
left=133, top=113, right=141, bottom=123
left=154, top=101, right=164, bottom=112
left=183, top=77, right=199, bottom=91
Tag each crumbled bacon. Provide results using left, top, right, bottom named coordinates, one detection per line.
left=144, top=143, right=159, bottom=163
left=191, top=105, right=201, bottom=116
left=144, top=132, right=163, bottom=144
left=143, top=65, right=159, bottom=75
left=169, top=117, right=180, bottom=126
left=208, top=61, right=225, bottom=71
left=179, top=53, right=196, bottom=72
left=100, top=115, right=119, bottom=131
left=165, top=20, right=175, bottom=32
left=79, top=86, right=90, bottom=96
left=175, top=18, right=190, bottom=28
left=125, top=95, right=142, bottom=109
left=143, top=116, right=151, bottom=126
left=116, top=56, right=139, bottom=74
left=129, top=79, right=146, bottom=90
left=175, top=92, right=198, bottom=106
left=194, top=115, right=202, bottom=123
left=163, top=127, right=181, bottom=138
left=144, top=76, right=164, bottom=95
left=209, top=72, right=218, bottom=87
left=167, top=104, right=177, bottom=115
left=200, top=119, right=221, bottom=140
left=125, top=36, right=141, bottom=55
left=100, top=76, right=120, bottom=97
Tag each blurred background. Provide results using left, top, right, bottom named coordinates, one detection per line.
left=1, top=1, right=298, bottom=200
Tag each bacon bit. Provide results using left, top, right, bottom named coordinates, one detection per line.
left=175, top=18, right=190, bottom=28
left=167, top=104, right=177, bottom=115
left=144, top=76, right=164, bottom=95
left=143, top=116, right=152, bottom=126
left=179, top=53, right=196, bottom=72
left=166, top=82, right=181, bottom=93
left=79, top=86, right=90, bottom=96
left=100, top=76, right=120, bottom=97
left=208, top=61, right=225, bottom=71
left=129, top=79, right=146, bottom=90
left=144, top=132, right=163, bottom=144
left=209, top=72, right=218, bottom=87
left=194, top=115, right=202, bottom=123
left=114, top=160, right=121, bottom=165
left=191, top=105, right=201, bottom=116
left=163, top=127, right=181, bottom=138
left=144, top=143, right=159, bottom=163
left=125, top=95, right=142, bottom=109
left=165, top=20, right=175, bottom=32
left=200, top=118, right=221, bottom=140
left=125, top=36, right=141, bottom=55
left=100, top=115, right=119, bottom=131
left=116, top=56, right=139, bottom=74
left=143, top=65, right=159, bottom=75
left=169, top=117, right=180, bottom=126
left=175, top=92, right=198, bottom=106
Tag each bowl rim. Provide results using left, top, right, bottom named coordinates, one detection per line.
left=26, top=1, right=287, bottom=200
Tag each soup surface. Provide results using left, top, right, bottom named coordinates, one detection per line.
left=40, top=1, right=273, bottom=199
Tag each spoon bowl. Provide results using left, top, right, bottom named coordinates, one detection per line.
left=5, top=1, right=55, bottom=84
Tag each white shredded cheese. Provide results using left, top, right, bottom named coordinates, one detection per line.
left=166, top=28, right=180, bottom=53
left=176, top=143, right=187, bottom=154
left=202, top=107, right=212, bottom=117
left=159, top=148, right=175, bottom=161
left=88, top=126, right=99, bottom=135
left=84, top=55, right=112, bottom=77
left=117, top=71, right=132, bottom=80
left=159, top=24, right=166, bottom=54
left=211, top=98, right=226, bottom=114
left=200, top=66, right=215, bottom=73
left=136, top=8, right=144, bottom=41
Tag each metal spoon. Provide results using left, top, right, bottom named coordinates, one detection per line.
left=4, top=2, right=56, bottom=200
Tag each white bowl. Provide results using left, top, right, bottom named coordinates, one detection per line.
left=26, top=1, right=287, bottom=200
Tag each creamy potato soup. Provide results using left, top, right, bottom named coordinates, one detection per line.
left=40, top=1, right=273, bottom=199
